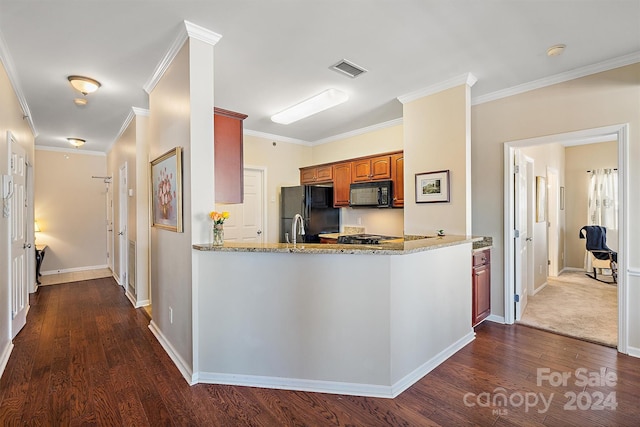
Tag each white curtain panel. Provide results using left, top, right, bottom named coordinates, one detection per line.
left=585, top=168, right=618, bottom=271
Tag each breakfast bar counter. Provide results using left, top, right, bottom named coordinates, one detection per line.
left=192, top=235, right=479, bottom=398
left=193, top=234, right=481, bottom=254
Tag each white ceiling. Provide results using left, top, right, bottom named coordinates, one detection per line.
left=1, top=1, right=639, bottom=153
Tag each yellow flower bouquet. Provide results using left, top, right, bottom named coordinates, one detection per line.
left=209, top=210, right=230, bottom=225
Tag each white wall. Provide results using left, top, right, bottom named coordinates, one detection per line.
left=34, top=149, right=108, bottom=273
left=472, top=63, right=640, bottom=351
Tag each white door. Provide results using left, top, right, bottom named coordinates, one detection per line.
left=8, top=133, right=29, bottom=338
left=107, top=176, right=114, bottom=272
left=218, top=168, right=265, bottom=243
left=118, top=163, right=128, bottom=288
left=514, top=150, right=529, bottom=320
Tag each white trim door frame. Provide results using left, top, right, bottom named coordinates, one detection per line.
left=503, top=124, right=628, bottom=354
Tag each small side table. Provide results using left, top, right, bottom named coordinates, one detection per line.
left=35, top=244, right=47, bottom=285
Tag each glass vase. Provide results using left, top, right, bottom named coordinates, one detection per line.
left=212, top=223, right=224, bottom=247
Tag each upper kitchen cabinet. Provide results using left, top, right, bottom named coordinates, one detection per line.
left=391, top=153, right=404, bottom=207
left=332, top=162, right=351, bottom=207
left=300, top=165, right=333, bottom=184
left=214, top=108, right=247, bottom=203
left=351, top=155, right=391, bottom=182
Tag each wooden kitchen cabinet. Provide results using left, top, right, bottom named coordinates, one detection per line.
left=391, top=153, right=404, bottom=207
left=214, top=107, right=247, bottom=203
left=472, top=248, right=491, bottom=326
left=332, top=162, right=351, bottom=207
left=351, top=155, right=391, bottom=182
left=300, top=165, right=333, bottom=184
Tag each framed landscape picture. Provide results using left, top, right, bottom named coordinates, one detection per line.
left=151, top=147, right=183, bottom=232
left=415, top=170, right=450, bottom=203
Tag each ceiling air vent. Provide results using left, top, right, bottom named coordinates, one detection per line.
left=331, top=59, right=367, bottom=78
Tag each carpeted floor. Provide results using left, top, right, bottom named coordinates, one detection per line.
left=518, top=270, right=617, bottom=347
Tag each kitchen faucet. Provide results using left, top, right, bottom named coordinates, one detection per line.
left=291, top=214, right=305, bottom=244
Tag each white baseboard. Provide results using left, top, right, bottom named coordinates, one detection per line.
left=626, top=346, right=640, bottom=358
left=390, top=330, right=475, bottom=397
left=198, top=331, right=476, bottom=399
left=0, top=342, right=14, bottom=377
left=148, top=321, right=195, bottom=385
left=532, top=281, right=548, bottom=295
left=41, top=264, right=109, bottom=276
left=125, top=290, right=150, bottom=308
left=486, top=314, right=506, bottom=324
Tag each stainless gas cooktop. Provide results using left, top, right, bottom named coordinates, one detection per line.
left=336, top=234, right=399, bottom=245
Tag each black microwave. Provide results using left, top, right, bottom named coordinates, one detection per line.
left=349, top=181, right=393, bottom=207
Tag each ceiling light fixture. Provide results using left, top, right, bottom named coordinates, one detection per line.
left=271, top=89, right=349, bottom=125
left=67, top=75, right=101, bottom=95
left=67, top=137, right=86, bottom=147
left=73, top=98, right=88, bottom=106
left=547, top=44, right=566, bottom=57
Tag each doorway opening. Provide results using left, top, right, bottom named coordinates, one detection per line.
left=503, top=124, right=628, bottom=353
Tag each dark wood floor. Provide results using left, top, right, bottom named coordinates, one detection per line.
left=1, top=278, right=639, bottom=426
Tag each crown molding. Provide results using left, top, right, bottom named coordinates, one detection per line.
left=472, top=51, right=640, bottom=106
left=35, top=145, right=106, bottom=156
left=106, top=107, right=151, bottom=153
left=312, top=118, right=403, bottom=146
left=0, top=29, right=37, bottom=137
left=144, top=20, right=222, bottom=93
left=243, top=129, right=312, bottom=146
left=397, top=73, right=477, bottom=104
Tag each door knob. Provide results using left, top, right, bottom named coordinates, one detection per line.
left=118, top=231, right=124, bottom=236
left=257, top=230, right=262, bottom=235
left=23, top=243, right=32, bottom=249
left=525, top=237, right=533, bottom=242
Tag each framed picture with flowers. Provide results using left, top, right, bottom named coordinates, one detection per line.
left=151, top=147, right=183, bottom=232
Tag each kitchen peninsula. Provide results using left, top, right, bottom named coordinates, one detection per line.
left=192, top=235, right=481, bottom=398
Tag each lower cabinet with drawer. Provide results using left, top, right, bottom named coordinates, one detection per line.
left=472, top=248, right=491, bottom=326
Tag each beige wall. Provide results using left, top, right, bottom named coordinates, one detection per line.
left=107, top=111, right=150, bottom=305
left=310, top=124, right=404, bottom=236
left=565, top=141, right=618, bottom=269
left=520, top=143, right=565, bottom=290
left=472, top=63, right=640, bottom=351
left=310, top=124, right=403, bottom=165
left=243, top=135, right=311, bottom=243
left=404, top=84, right=471, bottom=236
left=34, top=149, right=108, bottom=273
left=0, top=58, right=35, bottom=366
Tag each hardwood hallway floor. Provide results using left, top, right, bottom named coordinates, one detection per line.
left=1, top=277, right=639, bottom=426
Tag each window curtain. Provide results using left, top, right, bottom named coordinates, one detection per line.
left=585, top=168, right=618, bottom=271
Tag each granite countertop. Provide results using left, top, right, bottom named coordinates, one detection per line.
left=193, top=234, right=483, bottom=255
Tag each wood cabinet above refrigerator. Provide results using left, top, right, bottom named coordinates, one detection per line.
left=214, top=108, right=247, bottom=203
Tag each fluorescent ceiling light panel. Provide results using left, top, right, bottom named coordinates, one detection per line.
left=271, top=89, right=348, bottom=124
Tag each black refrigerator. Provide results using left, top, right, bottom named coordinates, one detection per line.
left=280, top=185, right=340, bottom=243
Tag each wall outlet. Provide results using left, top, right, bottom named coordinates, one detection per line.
left=169, top=307, right=173, bottom=324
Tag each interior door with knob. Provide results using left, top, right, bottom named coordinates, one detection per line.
left=216, top=168, right=265, bottom=242
left=8, top=132, right=29, bottom=338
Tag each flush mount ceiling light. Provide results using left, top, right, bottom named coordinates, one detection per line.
left=547, top=44, right=566, bottom=57
left=67, top=75, right=101, bottom=95
left=67, top=137, right=86, bottom=147
left=271, top=89, right=349, bottom=124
